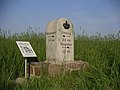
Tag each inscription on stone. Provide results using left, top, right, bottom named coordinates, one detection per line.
left=45, top=18, right=74, bottom=64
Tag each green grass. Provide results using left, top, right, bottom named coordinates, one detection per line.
left=0, top=28, right=120, bottom=90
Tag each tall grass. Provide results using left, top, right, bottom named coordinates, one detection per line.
left=0, top=28, right=120, bottom=90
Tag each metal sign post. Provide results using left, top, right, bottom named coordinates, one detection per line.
left=16, top=41, right=37, bottom=79
left=25, top=58, right=27, bottom=78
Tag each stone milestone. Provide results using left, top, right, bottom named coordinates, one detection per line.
left=45, top=18, right=74, bottom=64
left=23, top=18, right=89, bottom=77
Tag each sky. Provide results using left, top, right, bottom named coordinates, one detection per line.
left=0, top=0, right=120, bottom=35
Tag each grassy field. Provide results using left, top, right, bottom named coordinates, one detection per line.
left=0, top=28, right=120, bottom=90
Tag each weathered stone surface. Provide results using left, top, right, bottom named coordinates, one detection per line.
left=28, top=62, right=41, bottom=76
left=13, top=77, right=25, bottom=84
left=28, top=61, right=89, bottom=76
left=48, top=64, right=62, bottom=76
left=64, top=61, right=89, bottom=72
left=45, top=18, right=74, bottom=63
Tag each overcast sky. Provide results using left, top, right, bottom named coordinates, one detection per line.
left=0, top=0, right=120, bottom=35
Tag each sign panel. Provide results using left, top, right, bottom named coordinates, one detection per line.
left=16, top=41, right=37, bottom=57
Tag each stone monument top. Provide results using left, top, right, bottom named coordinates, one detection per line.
left=45, top=18, right=74, bottom=64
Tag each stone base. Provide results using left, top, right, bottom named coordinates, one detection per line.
left=28, top=60, right=89, bottom=76
left=28, top=62, right=41, bottom=76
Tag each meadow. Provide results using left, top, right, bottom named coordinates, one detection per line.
left=0, top=28, right=120, bottom=90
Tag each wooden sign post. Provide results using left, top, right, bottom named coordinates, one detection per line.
left=16, top=41, right=37, bottom=78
